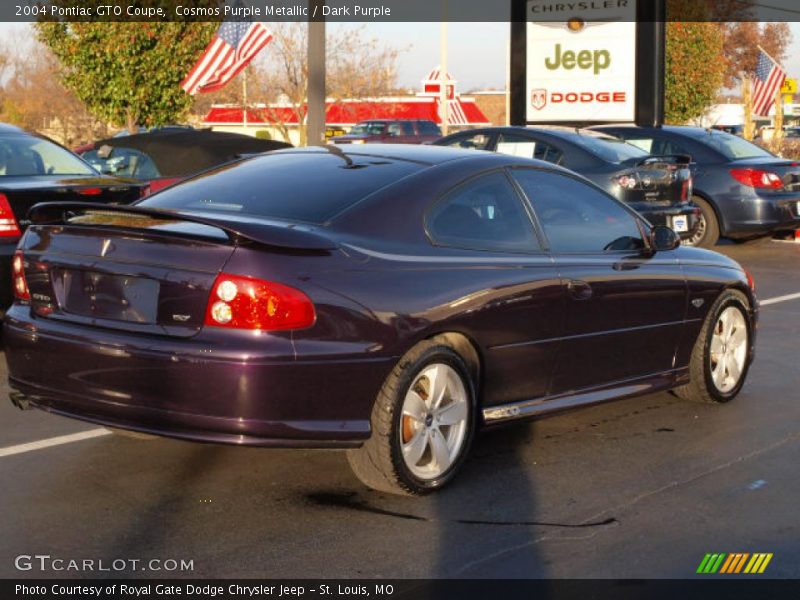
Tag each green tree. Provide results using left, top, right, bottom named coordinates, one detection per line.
left=36, top=21, right=217, bottom=132
left=664, top=1, right=726, bottom=124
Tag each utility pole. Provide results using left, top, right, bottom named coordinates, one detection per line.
left=439, top=18, right=449, bottom=136
left=307, top=0, right=326, bottom=146
left=242, top=67, right=248, bottom=129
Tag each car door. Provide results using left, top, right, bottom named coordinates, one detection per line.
left=509, top=167, right=688, bottom=394
left=425, top=170, right=565, bottom=406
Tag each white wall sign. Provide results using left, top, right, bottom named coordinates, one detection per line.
left=526, top=0, right=638, bottom=123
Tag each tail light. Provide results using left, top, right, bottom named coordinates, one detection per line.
left=12, top=250, right=29, bottom=301
left=730, top=168, right=783, bottom=190
left=615, top=174, right=638, bottom=189
left=139, top=184, right=152, bottom=198
left=204, top=273, right=315, bottom=331
left=680, top=177, right=692, bottom=203
left=0, top=194, right=21, bottom=238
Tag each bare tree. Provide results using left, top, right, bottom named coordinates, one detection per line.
left=242, top=24, right=404, bottom=145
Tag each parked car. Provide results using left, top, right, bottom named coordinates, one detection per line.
left=0, top=123, right=146, bottom=311
left=330, top=119, right=442, bottom=145
left=80, top=130, right=291, bottom=194
left=434, top=126, right=698, bottom=242
left=595, top=125, right=800, bottom=246
left=6, top=145, right=757, bottom=495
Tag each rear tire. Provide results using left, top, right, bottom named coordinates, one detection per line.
left=347, top=340, right=476, bottom=496
left=674, top=289, right=752, bottom=404
left=684, top=196, right=719, bottom=248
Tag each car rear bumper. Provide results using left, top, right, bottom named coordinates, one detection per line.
left=4, top=306, right=396, bottom=448
left=719, top=192, right=800, bottom=238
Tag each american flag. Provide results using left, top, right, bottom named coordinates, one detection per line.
left=181, top=19, right=272, bottom=95
left=752, top=49, right=786, bottom=117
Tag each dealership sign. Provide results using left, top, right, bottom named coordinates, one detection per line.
left=510, top=0, right=665, bottom=126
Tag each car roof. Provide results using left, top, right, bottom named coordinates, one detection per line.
left=446, top=125, right=619, bottom=141
left=0, top=123, right=28, bottom=135
left=272, top=143, right=502, bottom=166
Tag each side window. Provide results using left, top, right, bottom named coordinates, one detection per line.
left=496, top=134, right=563, bottom=165
left=401, top=122, right=415, bottom=135
left=438, top=132, right=492, bottom=150
left=427, top=171, right=540, bottom=253
left=82, top=147, right=160, bottom=180
left=511, top=169, right=644, bottom=253
left=387, top=123, right=403, bottom=137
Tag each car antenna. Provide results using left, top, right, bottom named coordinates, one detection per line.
left=321, top=143, right=356, bottom=168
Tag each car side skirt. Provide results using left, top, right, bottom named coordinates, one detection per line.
left=482, top=368, right=688, bottom=424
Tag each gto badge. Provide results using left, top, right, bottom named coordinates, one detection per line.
left=691, top=298, right=705, bottom=308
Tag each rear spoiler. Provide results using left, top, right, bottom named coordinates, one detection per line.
left=636, top=154, right=693, bottom=167
left=27, top=202, right=337, bottom=251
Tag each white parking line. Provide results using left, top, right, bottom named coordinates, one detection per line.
left=760, top=292, right=800, bottom=307
left=1, top=288, right=800, bottom=460
left=0, top=428, right=111, bottom=458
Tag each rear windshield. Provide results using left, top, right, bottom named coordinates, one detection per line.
left=565, top=131, right=649, bottom=163
left=138, top=151, right=422, bottom=223
left=683, top=129, right=773, bottom=160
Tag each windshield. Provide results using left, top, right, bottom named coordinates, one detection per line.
left=567, top=132, right=649, bottom=163
left=350, top=122, right=387, bottom=136
left=0, top=134, right=96, bottom=177
left=688, top=129, right=773, bottom=160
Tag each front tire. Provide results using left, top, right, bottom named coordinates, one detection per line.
left=675, top=289, right=752, bottom=404
left=346, top=341, right=476, bottom=495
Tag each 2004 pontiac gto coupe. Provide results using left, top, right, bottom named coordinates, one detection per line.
left=4, top=145, right=757, bottom=495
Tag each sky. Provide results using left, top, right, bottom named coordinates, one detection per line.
left=2, top=21, right=800, bottom=94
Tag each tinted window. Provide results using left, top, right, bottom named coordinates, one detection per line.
left=566, top=133, right=648, bottom=163
left=82, top=146, right=160, bottom=180
left=418, top=121, right=442, bottom=135
left=350, top=122, right=386, bottom=135
left=622, top=136, right=688, bottom=156
left=684, top=129, right=773, bottom=159
left=400, top=122, right=415, bottom=135
left=438, top=132, right=492, bottom=150
left=496, top=134, right=564, bottom=164
left=426, top=171, right=539, bottom=253
left=512, top=169, right=644, bottom=253
left=140, top=152, right=422, bottom=224
left=0, top=134, right=95, bottom=177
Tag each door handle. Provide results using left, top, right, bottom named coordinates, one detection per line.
left=567, top=279, right=593, bottom=300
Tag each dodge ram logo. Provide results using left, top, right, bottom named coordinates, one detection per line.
left=531, top=88, right=547, bottom=111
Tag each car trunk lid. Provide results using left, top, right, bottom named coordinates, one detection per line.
left=615, top=154, right=692, bottom=206
left=18, top=203, right=335, bottom=338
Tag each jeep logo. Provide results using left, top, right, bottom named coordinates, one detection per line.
left=545, top=43, right=611, bottom=75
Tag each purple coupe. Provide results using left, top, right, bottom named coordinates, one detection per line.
left=4, top=145, right=757, bottom=495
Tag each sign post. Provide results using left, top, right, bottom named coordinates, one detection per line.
left=510, top=0, right=666, bottom=127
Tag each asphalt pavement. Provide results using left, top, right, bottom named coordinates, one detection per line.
left=1, top=240, right=799, bottom=579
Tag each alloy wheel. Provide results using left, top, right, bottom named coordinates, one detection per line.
left=399, top=363, right=469, bottom=480
left=709, top=306, right=748, bottom=393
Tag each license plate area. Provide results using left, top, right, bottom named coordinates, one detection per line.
left=671, top=215, right=689, bottom=232
left=51, top=268, right=159, bottom=324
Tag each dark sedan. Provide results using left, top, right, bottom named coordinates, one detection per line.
left=80, top=129, right=291, bottom=194
left=434, top=126, right=698, bottom=242
left=0, top=123, right=146, bottom=310
left=5, top=145, right=756, bottom=495
left=594, top=125, right=800, bottom=247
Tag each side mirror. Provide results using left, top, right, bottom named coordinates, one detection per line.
left=650, top=225, right=681, bottom=252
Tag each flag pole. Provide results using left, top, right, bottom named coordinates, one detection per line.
left=243, top=67, right=248, bottom=129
